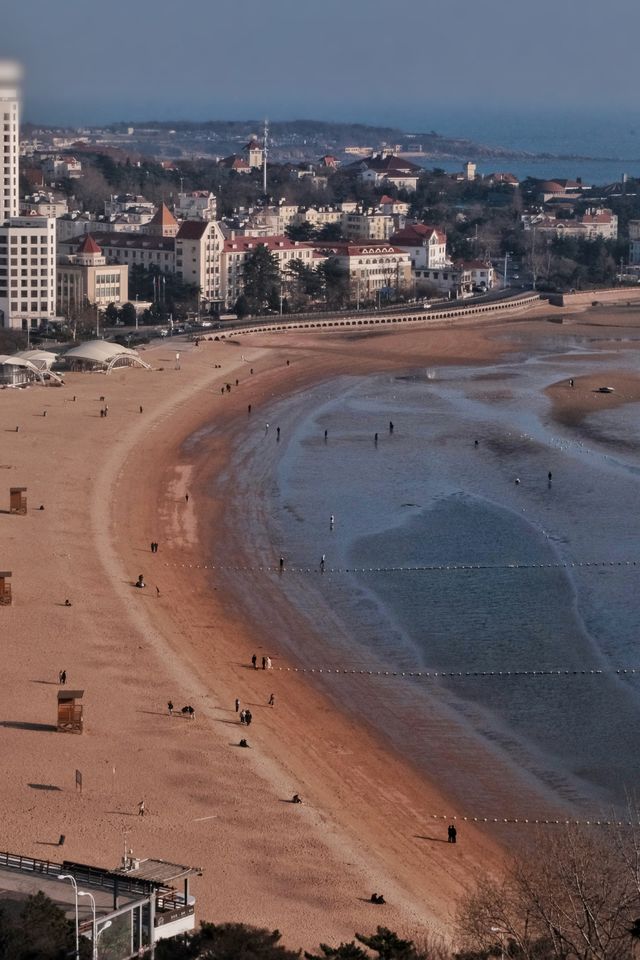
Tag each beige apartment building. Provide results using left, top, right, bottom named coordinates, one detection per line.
left=222, top=236, right=317, bottom=306
left=320, top=241, right=412, bottom=300
left=175, top=219, right=225, bottom=306
left=57, top=234, right=128, bottom=312
left=58, top=231, right=175, bottom=272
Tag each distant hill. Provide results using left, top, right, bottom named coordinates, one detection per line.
left=99, top=118, right=535, bottom=160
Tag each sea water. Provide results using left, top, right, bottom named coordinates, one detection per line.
left=222, top=335, right=640, bottom=818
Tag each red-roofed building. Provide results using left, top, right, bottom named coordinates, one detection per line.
left=243, top=138, right=264, bottom=169
left=57, top=233, right=129, bottom=311
left=315, top=241, right=412, bottom=302
left=146, top=202, right=179, bottom=238
left=484, top=172, right=520, bottom=188
left=348, top=153, right=422, bottom=191
left=222, top=236, right=318, bottom=306
left=525, top=207, right=617, bottom=241
left=318, top=155, right=340, bottom=169
left=458, top=259, right=496, bottom=290
left=389, top=223, right=448, bottom=269
left=219, top=154, right=252, bottom=174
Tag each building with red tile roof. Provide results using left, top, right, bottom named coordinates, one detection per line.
left=389, top=223, right=448, bottom=269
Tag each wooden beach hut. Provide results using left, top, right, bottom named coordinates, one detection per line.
left=57, top=689, right=84, bottom=733
left=0, top=571, right=12, bottom=605
left=9, top=487, right=27, bottom=514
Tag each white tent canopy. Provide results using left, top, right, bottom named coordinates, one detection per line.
left=0, top=354, right=63, bottom=384
left=64, top=340, right=151, bottom=373
left=14, top=349, right=58, bottom=370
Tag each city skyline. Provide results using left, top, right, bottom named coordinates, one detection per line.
left=2, top=0, right=639, bottom=128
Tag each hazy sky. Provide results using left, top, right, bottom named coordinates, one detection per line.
left=2, top=0, right=638, bottom=128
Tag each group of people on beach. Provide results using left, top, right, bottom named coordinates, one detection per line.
left=166, top=701, right=195, bottom=719
left=239, top=709, right=253, bottom=726
left=251, top=654, right=272, bottom=669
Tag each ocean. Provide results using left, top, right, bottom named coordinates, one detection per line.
left=409, top=107, right=640, bottom=184
left=219, top=322, right=640, bottom=821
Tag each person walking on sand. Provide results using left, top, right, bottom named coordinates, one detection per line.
left=265, top=656, right=272, bottom=670
left=240, top=709, right=246, bottom=724
left=268, top=693, right=275, bottom=707
left=279, top=556, right=284, bottom=573
left=235, top=698, right=240, bottom=713
left=138, top=800, right=145, bottom=817
left=251, top=654, right=257, bottom=669
left=245, top=709, right=252, bottom=726
left=320, top=555, right=326, bottom=573
left=262, top=656, right=267, bottom=670
left=185, top=493, right=189, bottom=503
left=168, top=701, right=174, bottom=716
left=59, top=670, right=66, bottom=685
left=447, top=824, right=457, bottom=843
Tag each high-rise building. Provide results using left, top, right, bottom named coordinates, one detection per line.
left=0, top=61, right=57, bottom=331
left=0, top=61, right=21, bottom=221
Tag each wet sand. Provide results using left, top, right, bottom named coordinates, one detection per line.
left=1, top=305, right=638, bottom=948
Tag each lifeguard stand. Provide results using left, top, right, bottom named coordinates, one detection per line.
left=0, top=571, right=12, bottom=606
left=9, top=487, right=27, bottom=514
left=57, top=690, right=84, bottom=734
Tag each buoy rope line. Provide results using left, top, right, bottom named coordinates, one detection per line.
left=163, top=559, right=639, bottom=574
left=269, top=666, right=640, bottom=680
left=427, top=814, right=640, bottom=828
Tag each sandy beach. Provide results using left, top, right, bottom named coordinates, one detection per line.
left=1, top=303, right=639, bottom=950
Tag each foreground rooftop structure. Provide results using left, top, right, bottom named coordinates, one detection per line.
left=0, top=849, right=201, bottom=959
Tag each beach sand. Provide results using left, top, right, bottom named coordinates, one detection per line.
left=1, top=304, right=638, bottom=949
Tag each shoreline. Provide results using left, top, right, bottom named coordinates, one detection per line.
left=2, top=308, right=639, bottom=948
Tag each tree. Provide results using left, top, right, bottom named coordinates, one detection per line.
left=0, top=891, right=83, bottom=960
left=119, top=301, right=137, bottom=325
left=316, top=222, right=344, bottom=242
left=286, top=220, right=316, bottom=242
left=234, top=294, right=250, bottom=319
left=243, top=244, right=280, bottom=313
left=457, top=826, right=640, bottom=960
left=104, top=302, right=119, bottom=325
left=156, top=921, right=301, bottom=960
left=320, top=258, right=350, bottom=309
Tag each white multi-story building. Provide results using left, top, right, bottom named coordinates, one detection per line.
left=1, top=61, right=20, bottom=222
left=0, top=216, right=57, bottom=329
left=175, top=220, right=226, bottom=306
left=0, top=62, right=57, bottom=330
left=42, top=155, right=82, bottom=181
left=318, top=241, right=412, bottom=301
left=389, top=223, right=448, bottom=270
left=174, top=191, right=217, bottom=222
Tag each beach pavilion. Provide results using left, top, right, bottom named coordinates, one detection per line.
left=0, top=353, right=64, bottom=386
left=63, top=340, right=152, bottom=374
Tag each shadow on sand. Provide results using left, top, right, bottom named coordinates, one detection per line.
left=0, top=720, right=57, bottom=732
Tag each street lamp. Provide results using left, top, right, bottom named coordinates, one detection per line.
left=490, top=926, right=507, bottom=960
left=79, top=890, right=97, bottom=960
left=95, top=919, right=112, bottom=959
left=58, top=874, right=79, bottom=960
